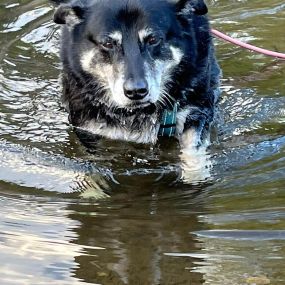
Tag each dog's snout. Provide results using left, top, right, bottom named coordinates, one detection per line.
left=123, top=78, right=149, bottom=100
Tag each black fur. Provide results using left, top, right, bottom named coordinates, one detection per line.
left=53, top=0, right=221, bottom=145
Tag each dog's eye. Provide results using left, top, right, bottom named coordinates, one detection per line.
left=101, top=40, right=115, bottom=50
left=88, top=35, right=115, bottom=51
left=146, top=36, right=161, bottom=46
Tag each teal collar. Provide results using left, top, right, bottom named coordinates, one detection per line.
left=158, top=102, right=179, bottom=137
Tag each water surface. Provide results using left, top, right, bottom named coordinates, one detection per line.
left=0, top=0, right=284, bottom=284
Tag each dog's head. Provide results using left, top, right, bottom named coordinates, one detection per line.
left=54, top=0, right=208, bottom=108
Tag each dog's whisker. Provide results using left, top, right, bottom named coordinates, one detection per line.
left=157, top=98, right=167, bottom=108
left=160, top=91, right=174, bottom=109
left=163, top=90, right=175, bottom=102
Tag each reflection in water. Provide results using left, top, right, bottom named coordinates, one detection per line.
left=0, top=195, right=105, bottom=285
left=0, top=0, right=285, bottom=284
left=68, top=202, right=204, bottom=285
left=0, top=140, right=110, bottom=198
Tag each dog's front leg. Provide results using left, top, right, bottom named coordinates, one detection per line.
left=178, top=114, right=212, bottom=184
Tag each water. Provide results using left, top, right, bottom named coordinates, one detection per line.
left=0, top=0, right=284, bottom=284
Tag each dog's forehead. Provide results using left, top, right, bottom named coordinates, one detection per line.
left=88, top=0, right=173, bottom=35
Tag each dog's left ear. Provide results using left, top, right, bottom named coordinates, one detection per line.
left=173, top=0, right=208, bottom=15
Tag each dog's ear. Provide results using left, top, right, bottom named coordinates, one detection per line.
left=53, top=4, right=85, bottom=25
left=173, top=0, right=208, bottom=15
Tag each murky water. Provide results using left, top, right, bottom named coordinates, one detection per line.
left=0, top=0, right=284, bottom=284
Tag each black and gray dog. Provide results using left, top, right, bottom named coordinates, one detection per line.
left=52, top=0, right=221, bottom=150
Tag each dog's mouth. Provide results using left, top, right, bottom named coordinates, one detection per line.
left=121, top=102, right=157, bottom=115
left=130, top=101, right=152, bottom=108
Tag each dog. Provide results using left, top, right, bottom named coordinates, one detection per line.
left=52, top=0, right=221, bottom=152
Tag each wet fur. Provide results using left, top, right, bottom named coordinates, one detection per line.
left=53, top=0, right=221, bottom=148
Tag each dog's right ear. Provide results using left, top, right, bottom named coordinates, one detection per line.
left=53, top=4, right=85, bottom=25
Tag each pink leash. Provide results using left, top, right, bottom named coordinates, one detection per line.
left=211, top=29, right=285, bottom=60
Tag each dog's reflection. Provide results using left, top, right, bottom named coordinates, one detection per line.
left=70, top=130, right=213, bottom=199
left=67, top=178, right=206, bottom=285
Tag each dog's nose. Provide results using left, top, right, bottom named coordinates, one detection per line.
left=123, top=79, right=149, bottom=100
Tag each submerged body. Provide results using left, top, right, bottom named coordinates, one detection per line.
left=53, top=0, right=221, bottom=147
